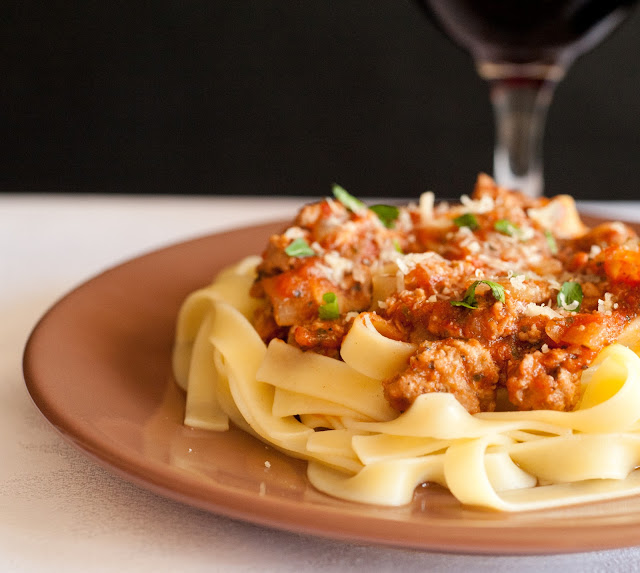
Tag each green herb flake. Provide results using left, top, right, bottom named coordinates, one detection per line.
left=332, top=184, right=366, bottom=213
left=453, top=212, right=479, bottom=231
left=318, top=292, right=340, bottom=320
left=369, top=204, right=400, bottom=228
left=557, top=281, right=583, bottom=312
left=450, top=297, right=478, bottom=310
left=284, top=237, right=315, bottom=258
left=494, top=218, right=520, bottom=237
left=451, top=280, right=506, bottom=309
left=392, top=238, right=404, bottom=254
left=545, top=230, right=558, bottom=255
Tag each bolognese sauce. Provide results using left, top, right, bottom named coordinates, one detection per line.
left=250, top=175, right=640, bottom=414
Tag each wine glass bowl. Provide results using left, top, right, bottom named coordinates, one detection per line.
left=419, top=0, right=638, bottom=197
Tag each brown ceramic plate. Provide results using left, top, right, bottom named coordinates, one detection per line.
left=23, top=216, right=640, bottom=555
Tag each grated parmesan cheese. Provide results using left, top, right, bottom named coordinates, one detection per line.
left=509, top=274, right=526, bottom=290
left=518, top=225, right=535, bottom=241
left=467, top=241, right=481, bottom=254
left=396, top=208, right=413, bottom=231
left=524, top=303, right=562, bottom=319
left=310, top=241, right=325, bottom=255
left=394, top=257, right=410, bottom=275
left=419, top=191, right=435, bottom=222
left=316, top=251, right=354, bottom=284
left=403, top=252, right=437, bottom=266
left=589, top=244, right=602, bottom=258
left=455, top=225, right=482, bottom=254
left=521, top=244, right=543, bottom=264
left=598, top=292, right=616, bottom=315
left=460, top=194, right=494, bottom=214
left=283, top=226, right=307, bottom=240
left=390, top=251, right=438, bottom=276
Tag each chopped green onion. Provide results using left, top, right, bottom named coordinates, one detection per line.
left=557, top=282, right=582, bottom=312
left=494, top=218, right=520, bottom=237
left=453, top=213, right=479, bottom=231
left=545, top=229, right=558, bottom=255
left=451, top=280, right=506, bottom=309
left=332, top=184, right=366, bottom=213
left=284, top=237, right=315, bottom=257
left=392, top=238, right=403, bottom=254
left=450, top=297, right=477, bottom=310
left=485, top=280, right=506, bottom=304
left=370, top=204, right=400, bottom=228
left=318, top=292, right=340, bottom=320
left=331, top=186, right=400, bottom=228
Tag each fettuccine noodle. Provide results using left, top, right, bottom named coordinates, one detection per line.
left=173, top=256, right=640, bottom=511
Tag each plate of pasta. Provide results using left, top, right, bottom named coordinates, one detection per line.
left=23, top=176, right=640, bottom=554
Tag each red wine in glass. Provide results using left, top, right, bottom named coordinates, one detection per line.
left=419, top=0, right=638, bottom=196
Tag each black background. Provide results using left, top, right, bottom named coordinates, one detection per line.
left=2, top=1, right=640, bottom=199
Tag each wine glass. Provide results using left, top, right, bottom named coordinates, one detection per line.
left=419, top=0, right=638, bottom=197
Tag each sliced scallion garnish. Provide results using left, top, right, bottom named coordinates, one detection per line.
left=284, top=237, right=315, bottom=257
left=451, top=280, right=505, bottom=309
left=318, top=292, right=340, bottom=320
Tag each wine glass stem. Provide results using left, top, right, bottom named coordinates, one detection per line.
left=490, top=78, right=556, bottom=198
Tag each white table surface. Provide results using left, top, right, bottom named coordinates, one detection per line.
left=4, top=193, right=640, bottom=573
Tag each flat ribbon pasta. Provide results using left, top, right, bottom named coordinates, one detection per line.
left=174, top=258, right=640, bottom=511
left=340, top=313, right=417, bottom=380
left=172, top=255, right=263, bottom=391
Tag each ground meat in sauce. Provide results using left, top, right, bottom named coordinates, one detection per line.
left=506, top=347, right=595, bottom=411
left=384, top=338, right=499, bottom=414
left=250, top=175, right=640, bottom=414
left=289, top=318, right=350, bottom=358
